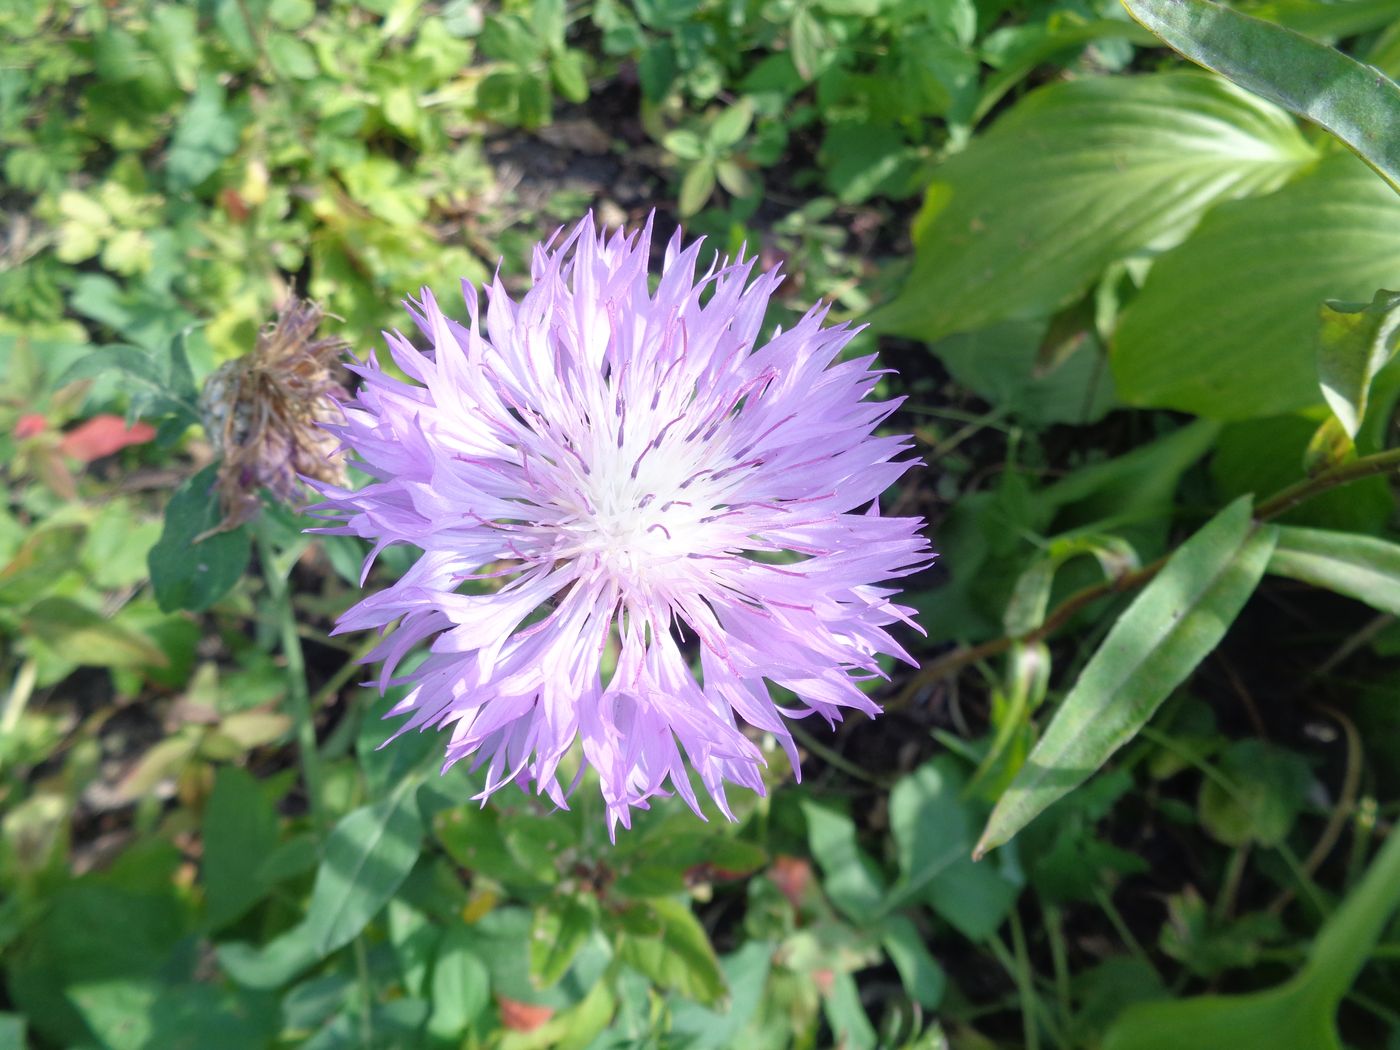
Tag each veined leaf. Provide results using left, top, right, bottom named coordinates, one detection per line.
left=1114, top=152, right=1400, bottom=419
left=148, top=465, right=250, bottom=613
left=978, top=499, right=1277, bottom=855
left=1268, top=525, right=1400, bottom=615
left=874, top=72, right=1314, bottom=342
left=1122, top=0, right=1400, bottom=193
left=219, top=780, right=423, bottom=988
left=299, top=782, right=424, bottom=957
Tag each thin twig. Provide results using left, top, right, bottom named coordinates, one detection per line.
left=1269, top=703, right=1364, bottom=917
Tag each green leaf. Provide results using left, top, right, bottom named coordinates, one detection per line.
left=267, top=34, right=320, bottom=80
left=1102, top=983, right=1339, bottom=1050
left=426, top=924, right=491, bottom=1041
left=821, top=969, right=877, bottom=1050
left=884, top=756, right=1022, bottom=939
left=433, top=803, right=560, bottom=890
left=0, top=1014, right=25, bottom=1050
left=1268, top=524, right=1400, bottom=615
left=1316, top=289, right=1400, bottom=436
left=928, top=321, right=1116, bottom=427
left=820, top=122, right=919, bottom=205
left=1198, top=740, right=1311, bottom=847
left=801, top=801, right=887, bottom=920
left=663, top=129, right=706, bottom=160
left=973, top=18, right=1159, bottom=125
left=299, top=782, right=424, bottom=955
left=978, top=498, right=1278, bottom=855
left=1105, top=824, right=1400, bottom=1050
left=58, top=344, right=198, bottom=424
left=530, top=895, right=597, bottom=988
left=1121, top=0, right=1400, bottom=193
left=714, top=160, right=753, bottom=199
left=24, top=597, right=168, bottom=669
left=1211, top=414, right=1393, bottom=532
left=616, top=898, right=727, bottom=1006
left=166, top=76, right=243, bottom=192
left=708, top=98, right=753, bottom=150
left=0, top=525, right=86, bottom=607
left=8, top=876, right=193, bottom=1047
left=881, top=915, right=946, bottom=1009
left=68, top=979, right=276, bottom=1050
left=668, top=941, right=774, bottom=1049
left=678, top=160, right=717, bottom=217
left=1003, top=533, right=1140, bottom=636
left=219, top=780, right=423, bottom=988
left=203, top=767, right=281, bottom=931
left=1113, top=152, right=1400, bottom=418
left=875, top=73, right=1313, bottom=341
left=148, top=465, right=251, bottom=613
left=550, top=50, right=589, bottom=104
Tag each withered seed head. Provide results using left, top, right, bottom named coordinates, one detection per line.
left=198, top=299, right=350, bottom=537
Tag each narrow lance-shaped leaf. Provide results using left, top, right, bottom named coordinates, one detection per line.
left=1268, top=525, right=1400, bottom=616
left=1121, top=0, right=1400, bottom=194
left=977, top=498, right=1277, bottom=856
left=1316, top=290, right=1400, bottom=437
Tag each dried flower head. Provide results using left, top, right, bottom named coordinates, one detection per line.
left=311, top=217, right=930, bottom=832
left=200, top=299, right=349, bottom=535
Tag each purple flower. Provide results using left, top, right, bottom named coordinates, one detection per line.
left=312, top=216, right=930, bottom=833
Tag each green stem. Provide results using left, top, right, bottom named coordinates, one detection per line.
left=1301, top=826, right=1400, bottom=1008
left=258, top=531, right=326, bottom=834
left=353, top=935, right=375, bottom=1045
left=897, top=445, right=1400, bottom=700
left=1043, top=903, right=1072, bottom=1038
left=989, top=928, right=1042, bottom=1050
left=1, top=657, right=38, bottom=737
left=788, top=722, right=892, bottom=788
left=1254, top=446, right=1400, bottom=522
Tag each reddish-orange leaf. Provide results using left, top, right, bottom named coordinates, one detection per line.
left=59, top=416, right=157, bottom=463
left=14, top=414, right=47, bottom=439
left=496, top=996, right=554, bottom=1032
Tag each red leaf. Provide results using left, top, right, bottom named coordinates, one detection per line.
left=496, top=996, right=554, bottom=1032
left=59, top=416, right=157, bottom=463
left=769, top=854, right=813, bottom=910
left=14, top=414, right=47, bottom=439
left=220, top=187, right=250, bottom=222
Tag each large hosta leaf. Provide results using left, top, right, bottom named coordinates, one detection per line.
left=874, top=72, right=1314, bottom=341
left=1114, top=152, right=1400, bottom=418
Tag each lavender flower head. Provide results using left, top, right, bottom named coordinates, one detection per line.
left=313, top=216, right=930, bottom=833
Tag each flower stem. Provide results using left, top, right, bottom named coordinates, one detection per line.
left=258, top=530, right=327, bottom=834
